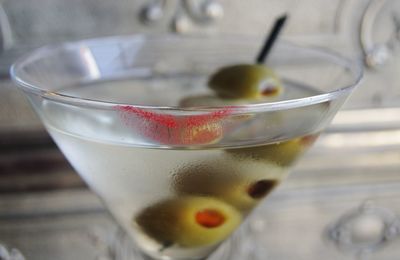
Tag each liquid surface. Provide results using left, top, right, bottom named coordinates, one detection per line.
left=42, top=78, right=322, bottom=260
left=45, top=77, right=330, bottom=149
left=59, top=75, right=317, bottom=106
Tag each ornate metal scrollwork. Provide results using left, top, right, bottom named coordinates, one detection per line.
left=0, top=2, right=13, bottom=51
left=361, top=0, right=400, bottom=68
left=140, top=0, right=223, bottom=33
left=327, top=201, right=400, bottom=257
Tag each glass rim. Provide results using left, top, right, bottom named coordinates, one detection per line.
left=9, top=34, right=364, bottom=113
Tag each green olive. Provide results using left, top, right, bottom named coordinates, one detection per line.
left=227, top=135, right=318, bottom=167
left=135, top=196, right=241, bottom=247
left=208, top=64, right=283, bottom=99
left=172, top=160, right=284, bottom=212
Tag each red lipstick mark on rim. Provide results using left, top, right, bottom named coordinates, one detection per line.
left=116, top=105, right=232, bottom=145
left=118, top=106, right=178, bottom=128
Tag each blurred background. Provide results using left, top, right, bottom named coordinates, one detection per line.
left=0, top=0, right=399, bottom=259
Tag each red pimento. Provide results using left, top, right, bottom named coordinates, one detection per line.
left=261, top=85, right=280, bottom=96
left=247, top=180, right=278, bottom=199
left=116, top=105, right=232, bottom=145
left=195, top=209, right=226, bottom=228
left=299, top=134, right=319, bottom=147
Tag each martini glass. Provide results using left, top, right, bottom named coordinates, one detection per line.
left=10, top=35, right=362, bottom=260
